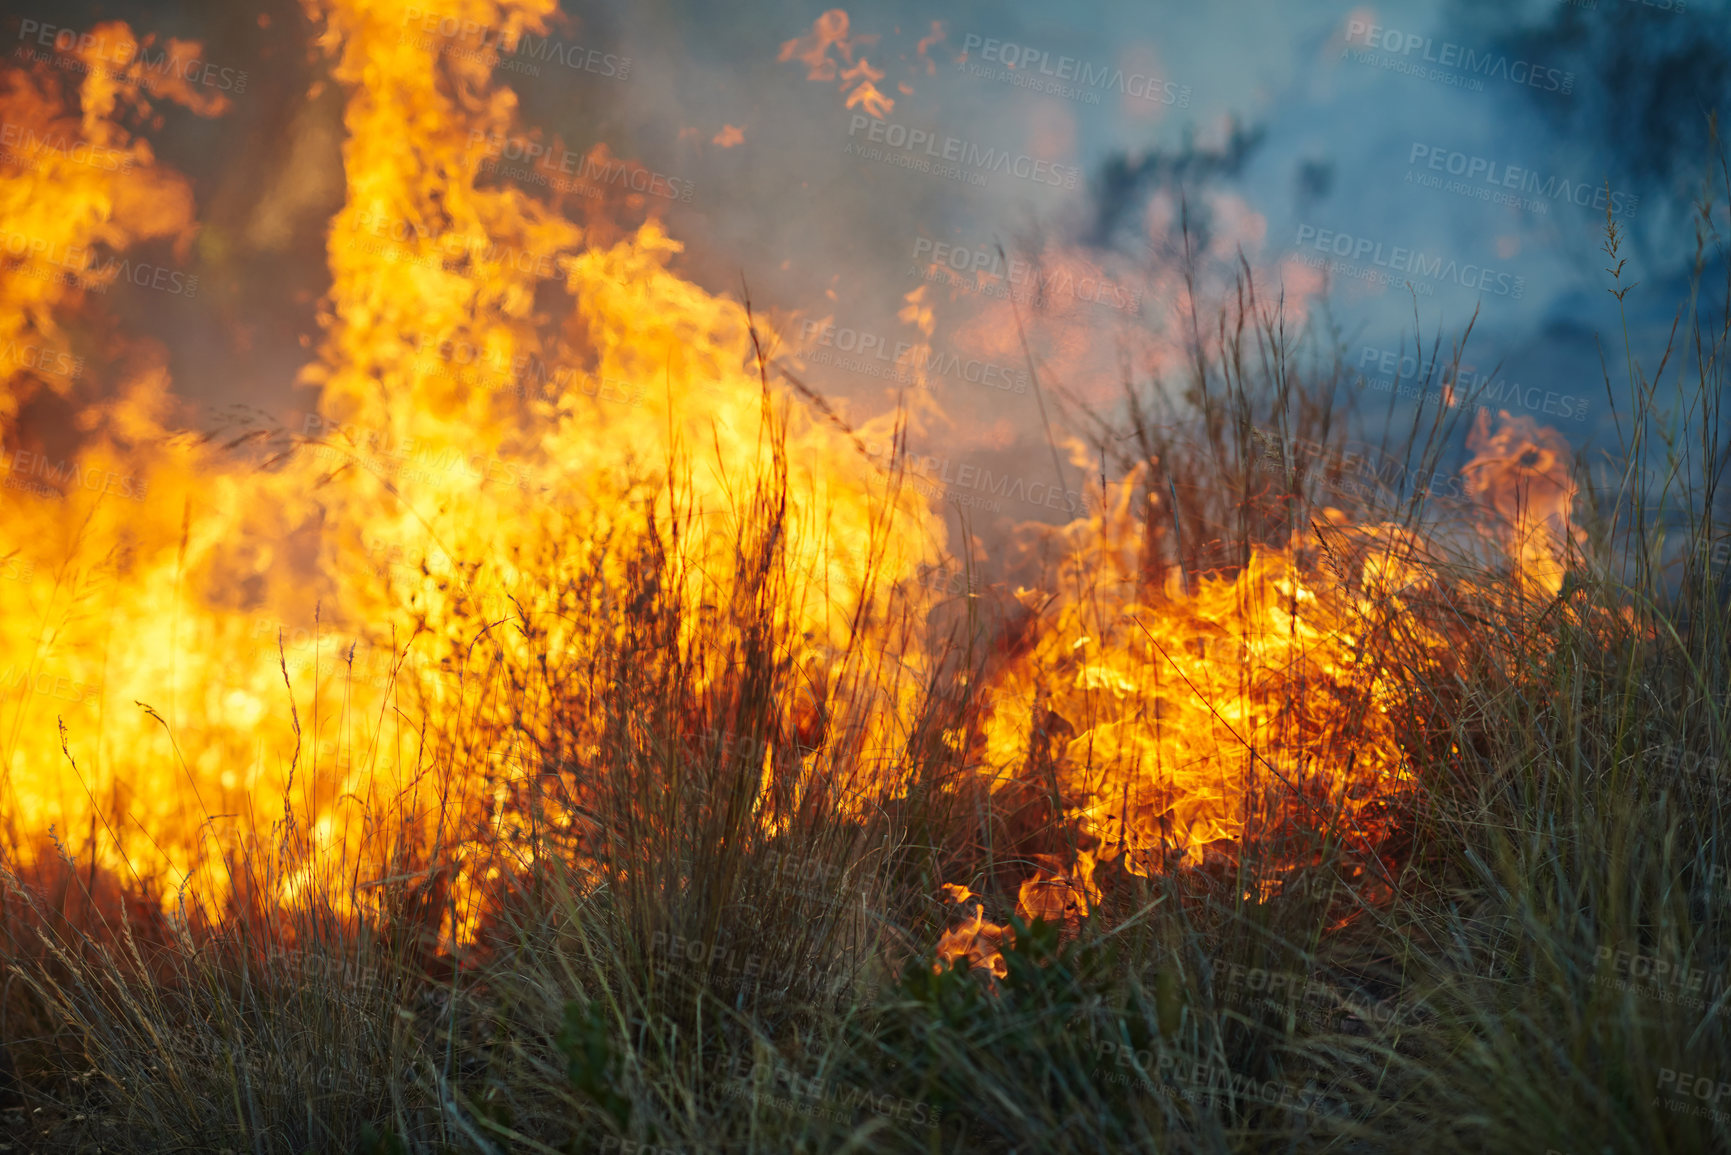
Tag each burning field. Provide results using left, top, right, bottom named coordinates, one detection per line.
left=0, top=2, right=1728, bottom=1153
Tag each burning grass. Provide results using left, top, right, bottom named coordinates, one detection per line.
left=2, top=3, right=1731, bottom=1152
left=5, top=241, right=1729, bottom=1148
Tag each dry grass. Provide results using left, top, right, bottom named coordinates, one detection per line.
left=4, top=180, right=1731, bottom=1155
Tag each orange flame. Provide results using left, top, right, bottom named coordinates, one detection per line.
left=1463, top=409, right=1581, bottom=598
left=780, top=9, right=894, bottom=117
left=934, top=897, right=1011, bottom=980
left=0, top=0, right=945, bottom=940
left=0, top=0, right=1587, bottom=969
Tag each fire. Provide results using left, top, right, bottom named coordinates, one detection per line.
left=931, top=414, right=1581, bottom=975
left=0, top=23, right=244, bottom=887
left=932, top=853, right=1100, bottom=978
left=1016, top=850, right=1100, bottom=930
left=0, top=0, right=943, bottom=937
left=964, top=465, right=1439, bottom=876
left=1462, top=408, right=1583, bottom=598
left=0, top=0, right=1584, bottom=968
left=778, top=9, right=894, bottom=119
left=934, top=900, right=1012, bottom=980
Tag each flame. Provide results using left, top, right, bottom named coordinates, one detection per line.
left=1462, top=409, right=1581, bottom=598
left=914, top=23, right=946, bottom=76
left=933, top=853, right=1098, bottom=978
left=0, top=1, right=1587, bottom=969
left=0, top=0, right=944, bottom=938
left=1015, top=849, right=1100, bottom=928
left=932, top=419, right=1581, bottom=977
left=778, top=10, right=857, bottom=82
left=965, top=466, right=1437, bottom=873
left=0, top=24, right=245, bottom=890
left=934, top=903, right=1011, bottom=979
left=933, top=891, right=1011, bottom=980
left=780, top=9, right=894, bottom=118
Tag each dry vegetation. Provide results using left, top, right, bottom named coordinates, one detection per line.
left=3, top=191, right=1730, bottom=1155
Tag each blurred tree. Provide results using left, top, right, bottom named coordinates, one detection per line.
left=1452, top=0, right=1731, bottom=274
left=1085, top=118, right=1266, bottom=253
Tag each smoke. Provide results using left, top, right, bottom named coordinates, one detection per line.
left=16, top=0, right=1719, bottom=546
